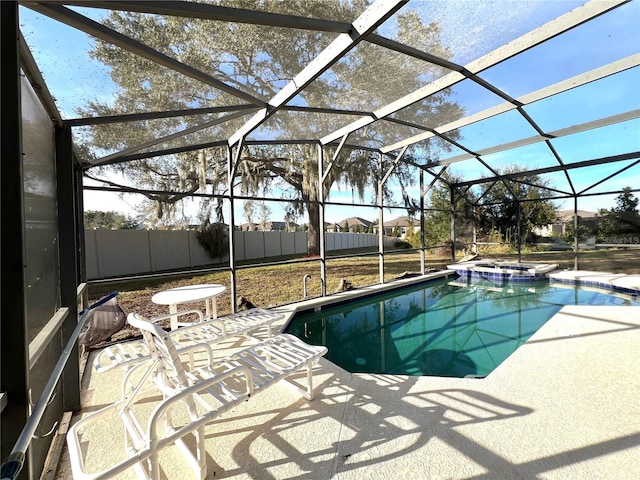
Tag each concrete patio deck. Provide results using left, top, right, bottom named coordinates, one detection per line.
left=54, top=275, right=640, bottom=480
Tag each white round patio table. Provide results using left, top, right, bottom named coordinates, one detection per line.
left=151, top=284, right=226, bottom=330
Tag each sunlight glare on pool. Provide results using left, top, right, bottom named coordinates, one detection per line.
left=285, top=278, right=640, bottom=378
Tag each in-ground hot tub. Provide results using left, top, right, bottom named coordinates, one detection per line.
left=447, top=260, right=559, bottom=282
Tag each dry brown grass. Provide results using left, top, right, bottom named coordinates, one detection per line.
left=88, top=247, right=639, bottom=344
left=493, top=248, right=640, bottom=275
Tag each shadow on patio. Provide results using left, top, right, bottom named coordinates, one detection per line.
left=57, top=302, right=640, bottom=480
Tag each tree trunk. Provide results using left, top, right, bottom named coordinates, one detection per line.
left=307, top=200, right=321, bottom=256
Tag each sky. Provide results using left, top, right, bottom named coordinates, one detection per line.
left=18, top=1, right=640, bottom=225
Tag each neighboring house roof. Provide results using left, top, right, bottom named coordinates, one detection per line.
left=240, top=221, right=299, bottom=231
left=555, top=210, right=598, bottom=222
left=336, top=217, right=373, bottom=229
left=382, top=216, right=419, bottom=228
left=265, top=221, right=298, bottom=230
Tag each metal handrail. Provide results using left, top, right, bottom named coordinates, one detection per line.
left=0, top=291, right=118, bottom=480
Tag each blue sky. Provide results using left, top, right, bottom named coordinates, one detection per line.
left=19, top=2, right=640, bottom=225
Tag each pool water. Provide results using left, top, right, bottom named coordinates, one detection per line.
left=285, top=278, right=640, bottom=378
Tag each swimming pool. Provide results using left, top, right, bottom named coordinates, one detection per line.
left=284, top=277, right=640, bottom=378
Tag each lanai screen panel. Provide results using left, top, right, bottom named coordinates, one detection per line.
left=378, top=1, right=589, bottom=65
left=246, top=111, right=367, bottom=142
left=478, top=1, right=640, bottom=98
left=16, top=0, right=640, bottom=213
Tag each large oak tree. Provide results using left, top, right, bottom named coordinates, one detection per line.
left=80, top=1, right=463, bottom=254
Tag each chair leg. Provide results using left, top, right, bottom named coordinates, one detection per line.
left=196, top=425, right=207, bottom=480
left=305, top=363, right=314, bottom=401
left=173, top=429, right=208, bottom=480
left=149, top=451, right=161, bottom=480
left=171, top=401, right=208, bottom=480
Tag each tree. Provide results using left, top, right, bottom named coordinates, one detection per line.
left=562, top=219, right=594, bottom=245
left=419, top=172, right=477, bottom=248
left=597, top=187, right=640, bottom=239
left=243, top=200, right=256, bottom=230
left=615, top=188, right=640, bottom=214
left=80, top=4, right=463, bottom=255
left=196, top=221, right=228, bottom=260
left=84, top=210, right=139, bottom=229
left=477, top=168, right=558, bottom=244
left=414, top=168, right=557, bottom=251
left=258, top=201, right=271, bottom=231
left=283, top=208, right=297, bottom=232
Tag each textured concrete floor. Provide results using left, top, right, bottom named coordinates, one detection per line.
left=56, top=273, right=640, bottom=479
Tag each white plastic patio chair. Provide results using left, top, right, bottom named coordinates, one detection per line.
left=92, top=307, right=283, bottom=374
left=67, top=312, right=327, bottom=480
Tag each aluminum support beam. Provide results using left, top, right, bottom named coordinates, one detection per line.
left=468, top=0, right=626, bottom=74
left=19, top=32, right=62, bottom=127
left=91, top=109, right=253, bottom=166
left=381, top=146, right=408, bottom=185
left=378, top=156, right=385, bottom=284
left=419, top=170, right=425, bottom=274
left=55, top=125, right=81, bottom=411
left=472, top=207, right=478, bottom=255
left=321, top=134, right=349, bottom=184
left=517, top=202, right=522, bottom=262
left=75, top=166, right=87, bottom=283
left=88, top=137, right=386, bottom=169
left=65, top=104, right=257, bottom=127
left=574, top=197, right=579, bottom=270
left=453, top=151, right=640, bottom=189
left=450, top=186, right=456, bottom=263
left=227, top=145, right=238, bottom=313
left=317, top=144, right=327, bottom=297
left=323, top=1, right=629, bottom=148
left=228, top=0, right=408, bottom=147
left=322, top=71, right=464, bottom=146
left=380, top=80, right=640, bottom=155
left=229, top=137, right=244, bottom=181
left=420, top=109, right=640, bottom=171
left=1, top=2, right=29, bottom=473
left=96, top=140, right=229, bottom=168
left=23, top=3, right=266, bottom=107
left=578, top=159, right=640, bottom=196
left=40, top=1, right=353, bottom=33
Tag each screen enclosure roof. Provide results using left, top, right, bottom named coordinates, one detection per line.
left=18, top=0, right=640, bottom=207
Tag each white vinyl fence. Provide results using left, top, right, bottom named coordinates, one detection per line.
left=85, top=229, right=396, bottom=280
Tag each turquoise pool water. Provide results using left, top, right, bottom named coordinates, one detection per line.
left=284, top=278, right=640, bottom=378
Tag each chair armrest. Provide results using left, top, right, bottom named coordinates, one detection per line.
left=206, top=318, right=227, bottom=336
left=66, top=401, right=131, bottom=477
left=147, top=365, right=254, bottom=446
left=175, top=342, right=215, bottom=367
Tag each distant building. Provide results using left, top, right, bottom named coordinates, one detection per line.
left=239, top=221, right=299, bottom=232
left=534, top=210, right=598, bottom=237
left=376, top=216, right=420, bottom=238
left=333, top=217, right=373, bottom=233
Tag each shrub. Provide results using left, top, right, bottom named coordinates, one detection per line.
left=393, top=240, right=412, bottom=249
left=196, top=222, right=228, bottom=259
left=404, top=228, right=421, bottom=248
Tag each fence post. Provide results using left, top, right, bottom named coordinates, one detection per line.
left=147, top=230, right=153, bottom=272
